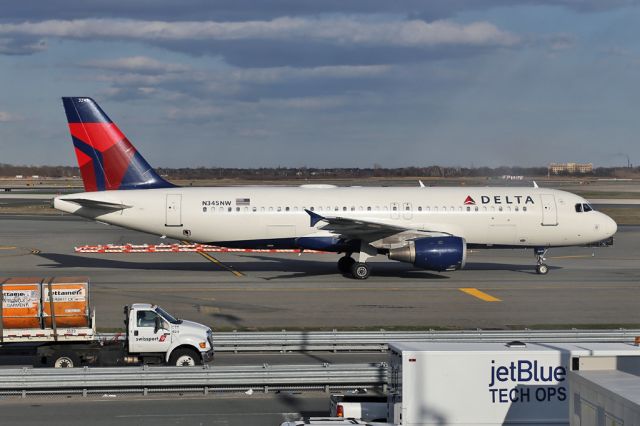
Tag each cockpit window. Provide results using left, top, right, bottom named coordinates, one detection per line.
left=575, top=203, right=594, bottom=213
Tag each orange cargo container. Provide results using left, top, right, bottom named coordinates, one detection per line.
left=0, top=277, right=42, bottom=329
left=1, top=276, right=90, bottom=329
left=42, top=277, right=90, bottom=328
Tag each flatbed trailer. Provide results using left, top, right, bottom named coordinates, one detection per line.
left=0, top=277, right=214, bottom=367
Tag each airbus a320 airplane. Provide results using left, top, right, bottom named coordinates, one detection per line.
left=54, top=97, right=617, bottom=279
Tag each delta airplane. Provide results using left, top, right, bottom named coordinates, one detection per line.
left=54, top=97, right=617, bottom=279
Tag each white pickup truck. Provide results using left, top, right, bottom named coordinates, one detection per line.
left=0, top=277, right=214, bottom=367
left=3, top=303, right=214, bottom=367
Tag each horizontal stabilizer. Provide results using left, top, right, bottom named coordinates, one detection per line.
left=64, top=198, right=132, bottom=210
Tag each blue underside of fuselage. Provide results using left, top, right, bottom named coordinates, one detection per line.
left=207, top=238, right=549, bottom=251
left=211, top=238, right=299, bottom=250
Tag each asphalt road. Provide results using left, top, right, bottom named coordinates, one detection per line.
left=0, top=350, right=387, bottom=369
left=1, top=214, right=639, bottom=330
left=0, top=393, right=330, bottom=426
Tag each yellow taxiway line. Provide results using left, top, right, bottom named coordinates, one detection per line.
left=196, top=251, right=245, bottom=277
left=182, top=241, right=244, bottom=277
left=459, top=288, right=502, bottom=302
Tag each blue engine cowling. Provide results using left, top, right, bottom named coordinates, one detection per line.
left=388, top=236, right=466, bottom=271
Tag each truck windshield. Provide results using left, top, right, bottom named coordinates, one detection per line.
left=155, top=307, right=181, bottom=324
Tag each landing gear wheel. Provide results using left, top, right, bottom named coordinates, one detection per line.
left=338, top=256, right=355, bottom=274
left=48, top=351, right=80, bottom=368
left=536, top=264, right=549, bottom=275
left=169, top=348, right=202, bottom=367
left=534, top=248, right=549, bottom=276
left=351, top=262, right=371, bottom=280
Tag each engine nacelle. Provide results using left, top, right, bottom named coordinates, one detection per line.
left=388, top=236, right=466, bottom=272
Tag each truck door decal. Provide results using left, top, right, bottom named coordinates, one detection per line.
left=165, top=194, right=182, bottom=227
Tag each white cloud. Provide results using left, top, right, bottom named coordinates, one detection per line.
left=0, top=111, right=22, bottom=122
left=257, top=96, right=350, bottom=109
left=93, top=63, right=390, bottom=83
left=547, top=34, right=575, bottom=51
left=228, top=65, right=392, bottom=82
left=0, top=36, right=46, bottom=55
left=0, top=17, right=520, bottom=48
left=82, top=56, right=191, bottom=74
left=89, top=62, right=393, bottom=101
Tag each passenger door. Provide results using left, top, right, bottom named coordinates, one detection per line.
left=165, top=194, right=182, bottom=227
left=129, top=309, right=172, bottom=353
left=540, top=194, right=558, bottom=226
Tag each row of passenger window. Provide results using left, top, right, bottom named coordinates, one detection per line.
left=202, top=205, right=529, bottom=213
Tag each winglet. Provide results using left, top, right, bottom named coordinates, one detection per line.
left=305, top=209, right=326, bottom=227
left=533, top=181, right=539, bottom=188
left=418, top=180, right=425, bottom=188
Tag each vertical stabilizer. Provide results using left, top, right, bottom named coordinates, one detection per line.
left=62, top=97, right=173, bottom=191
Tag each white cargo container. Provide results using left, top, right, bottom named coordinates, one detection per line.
left=387, top=342, right=640, bottom=425
left=569, top=370, right=640, bottom=425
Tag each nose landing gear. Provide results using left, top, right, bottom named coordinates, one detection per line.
left=534, top=248, right=549, bottom=275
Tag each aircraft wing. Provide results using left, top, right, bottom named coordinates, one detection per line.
left=304, top=209, right=451, bottom=244
left=63, top=198, right=132, bottom=210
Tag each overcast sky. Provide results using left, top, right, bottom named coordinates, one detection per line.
left=1, top=1, right=639, bottom=168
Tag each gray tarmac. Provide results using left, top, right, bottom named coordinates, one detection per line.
left=0, top=393, right=329, bottom=426
left=1, top=214, right=639, bottom=330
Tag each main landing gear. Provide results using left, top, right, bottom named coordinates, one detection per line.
left=337, top=243, right=377, bottom=279
left=534, top=248, right=549, bottom=275
left=337, top=255, right=355, bottom=274
left=337, top=255, right=371, bottom=279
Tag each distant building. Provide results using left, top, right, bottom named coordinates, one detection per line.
left=548, top=162, right=593, bottom=175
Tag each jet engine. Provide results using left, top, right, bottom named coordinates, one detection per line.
left=388, top=236, right=466, bottom=271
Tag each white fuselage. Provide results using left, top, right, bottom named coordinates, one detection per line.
left=54, top=186, right=617, bottom=250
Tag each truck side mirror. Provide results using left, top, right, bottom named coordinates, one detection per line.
left=154, top=316, right=163, bottom=333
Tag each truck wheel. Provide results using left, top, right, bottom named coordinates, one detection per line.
left=169, top=348, right=202, bottom=366
left=49, top=351, right=80, bottom=368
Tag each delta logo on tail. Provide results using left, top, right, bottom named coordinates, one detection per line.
left=62, top=97, right=173, bottom=192
left=464, top=196, right=476, bottom=205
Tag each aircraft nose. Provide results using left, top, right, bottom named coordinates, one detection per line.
left=600, top=214, right=617, bottom=238
left=607, top=216, right=618, bottom=237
